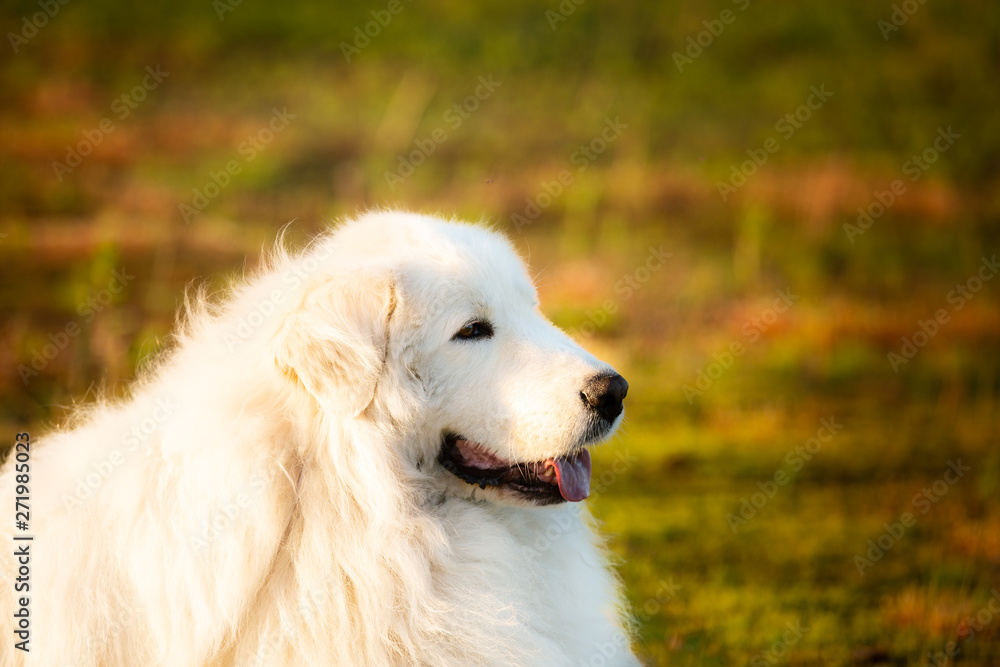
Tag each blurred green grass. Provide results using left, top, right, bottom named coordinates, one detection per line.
left=2, top=1, right=999, bottom=664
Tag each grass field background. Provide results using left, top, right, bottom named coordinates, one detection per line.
left=2, top=1, right=999, bottom=664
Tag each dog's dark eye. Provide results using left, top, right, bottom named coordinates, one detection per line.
left=453, top=321, right=494, bottom=341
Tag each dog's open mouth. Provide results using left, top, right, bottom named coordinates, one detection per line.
left=438, top=434, right=591, bottom=504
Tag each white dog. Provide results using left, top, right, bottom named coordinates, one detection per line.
left=1, top=211, right=640, bottom=666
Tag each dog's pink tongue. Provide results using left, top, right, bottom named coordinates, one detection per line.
left=548, top=449, right=592, bottom=502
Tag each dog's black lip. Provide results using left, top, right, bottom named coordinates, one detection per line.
left=438, top=434, right=566, bottom=504
left=581, top=417, right=615, bottom=447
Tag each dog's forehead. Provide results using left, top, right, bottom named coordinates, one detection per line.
left=329, top=212, right=537, bottom=304
left=404, top=233, right=536, bottom=309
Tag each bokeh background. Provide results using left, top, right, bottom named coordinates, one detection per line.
left=2, top=1, right=1000, bottom=664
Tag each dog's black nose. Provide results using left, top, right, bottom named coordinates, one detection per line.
left=581, top=373, right=628, bottom=423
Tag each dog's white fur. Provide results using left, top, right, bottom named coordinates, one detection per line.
left=0, top=212, right=640, bottom=666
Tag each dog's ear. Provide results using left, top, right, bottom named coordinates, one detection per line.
left=274, top=272, right=395, bottom=418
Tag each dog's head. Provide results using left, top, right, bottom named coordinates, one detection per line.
left=274, top=212, right=627, bottom=506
